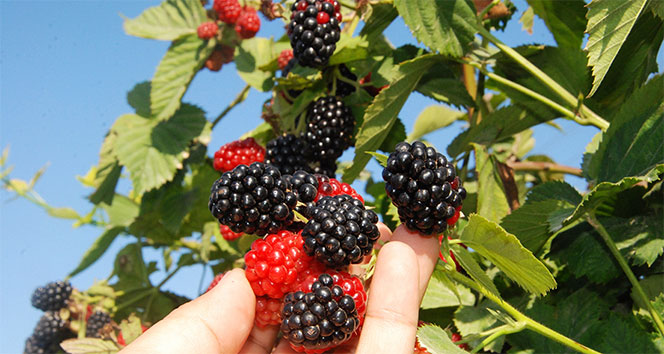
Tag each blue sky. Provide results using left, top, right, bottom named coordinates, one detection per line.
left=1, top=1, right=656, bottom=352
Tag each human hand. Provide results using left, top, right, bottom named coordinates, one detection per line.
left=121, top=223, right=439, bottom=353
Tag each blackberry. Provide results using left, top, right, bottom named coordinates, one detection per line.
left=305, top=96, right=355, bottom=161
left=264, top=134, right=314, bottom=175
left=31, top=281, right=72, bottom=312
left=86, top=311, right=111, bottom=338
left=302, top=195, right=379, bottom=268
left=281, top=273, right=361, bottom=352
left=209, top=162, right=297, bottom=236
left=382, top=141, right=466, bottom=235
left=288, top=0, right=342, bottom=67
left=328, top=64, right=357, bottom=97
left=312, top=160, right=336, bottom=178
left=26, top=311, right=67, bottom=353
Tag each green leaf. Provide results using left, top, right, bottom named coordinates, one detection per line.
left=240, top=122, right=275, bottom=147
left=526, top=0, right=586, bottom=49
left=460, top=214, right=556, bottom=295
left=417, top=324, right=467, bottom=354
left=359, top=3, right=398, bottom=40
left=416, top=76, right=475, bottom=108
left=501, top=200, right=568, bottom=254
left=596, top=313, right=661, bottom=353
left=102, top=195, right=139, bottom=227
left=585, top=75, right=664, bottom=183
left=114, top=105, right=208, bottom=194
left=127, top=81, right=151, bottom=117
left=47, top=207, right=80, bottom=219
left=60, top=338, right=119, bottom=354
left=236, top=37, right=277, bottom=92
left=408, top=105, right=464, bottom=141
left=113, top=243, right=150, bottom=288
left=452, top=245, right=501, bottom=299
left=366, top=152, right=388, bottom=167
left=122, top=0, right=207, bottom=41
left=421, top=268, right=475, bottom=309
left=342, top=55, right=439, bottom=183
left=69, top=227, right=124, bottom=277
left=526, top=180, right=582, bottom=205
left=554, top=226, right=621, bottom=284
left=90, top=124, right=124, bottom=205
left=519, top=6, right=534, bottom=34
left=454, top=300, right=506, bottom=352
left=394, top=0, right=477, bottom=58
left=118, top=314, right=143, bottom=346
left=205, top=221, right=241, bottom=257
left=151, top=34, right=215, bottom=121
left=329, top=35, right=370, bottom=65
left=378, top=118, right=407, bottom=153
left=473, top=144, right=510, bottom=223
left=585, top=0, right=649, bottom=96
left=606, top=214, right=664, bottom=267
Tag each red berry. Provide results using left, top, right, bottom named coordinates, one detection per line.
left=219, top=44, right=235, bottom=64
left=438, top=235, right=464, bottom=271
left=446, top=205, right=462, bottom=226
left=278, top=49, right=294, bottom=70
left=197, top=21, right=218, bottom=40
left=244, top=230, right=319, bottom=299
left=254, top=296, right=282, bottom=327
left=206, top=273, right=225, bottom=293
left=316, top=11, right=330, bottom=24
left=314, top=175, right=364, bottom=203
left=235, top=7, right=260, bottom=39
left=213, top=138, right=265, bottom=172
left=220, top=224, right=243, bottom=241
left=117, top=324, right=147, bottom=346
left=334, top=12, right=342, bottom=22
left=205, top=49, right=224, bottom=71
left=296, top=0, right=308, bottom=11
left=452, top=333, right=470, bottom=350
left=213, top=0, right=242, bottom=24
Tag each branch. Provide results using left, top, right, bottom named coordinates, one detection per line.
left=211, top=84, right=251, bottom=129
left=506, top=160, right=583, bottom=177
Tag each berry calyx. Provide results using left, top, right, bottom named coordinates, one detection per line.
left=382, top=141, right=466, bottom=236
left=213, top=137, right=266, bottom=172
left=197, top=21, right=218, bottom=40
left=302, top=195, right=379, bottom=268
left=281, top=273, right=365, bottom=353
left=213, top=0, right=242, bottom=24
left=31, top=280, right=72, bottom=312
left=235, top=7, right=261, bottom=39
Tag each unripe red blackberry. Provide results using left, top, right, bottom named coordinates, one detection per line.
left=255, top=296, right=282, bottom=327
left=219, top=224, right=243, bottom=241
left=264, top=134, right=315, bottom=176
left=302, top=195, right=379, bottom=268
left=235, top=7, right=261, bottom=39
left=31, top=281, right=72, bottom=312
left=213, top=0, right=242, bottom=24
left=278, top=50, right=295, bottom=70
left=382, top=141, right=466, bottom=235
left=313, top=175, right=363, bottom=203
left=213, top=137, right=265, bottom=172
left=305, top=96, right=355, bottom=161
left=288, top=0, right=342, bottom=67
left=244, top=230, right=318, bottom=298
left=209, top=162, right=298, bottom=236
left=197, top=21, right=218, bottom=40
left=281, top=272, right=364, bottom=353
left=205, top=49, right=225, bottom=71
left=86, top=311, right=111, bottom=338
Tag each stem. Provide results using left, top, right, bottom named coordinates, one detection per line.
left=211, top=85, right=251, bottom=129
left=470, top=323, right=526, bottom=354
left=448, top=271, right=601, bottom=354
left=475, top=25, right=609, bottom=131
left=586, top=212, right=664, bottom=336
left=507, top=160, right=583, bottom=177
left=156, top=265, right=182, bottom=289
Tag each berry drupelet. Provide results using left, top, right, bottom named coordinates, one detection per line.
left=302, top=195, right=379, bottom=268
left=281, top=273, right=364, bottom=353
left=209, top=162, right=298, bottom=236
left=382, top=141, right=466, bottom=235
left=288, top=0, right=342, bottom=67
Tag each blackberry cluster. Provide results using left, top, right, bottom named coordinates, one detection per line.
left=302, top=195, right=380, bottom=268
left=328, top=64, right=357, bottom=97
left=288, top=0, right=342, bottom=67
left=265, top=134, right=314, bottom=176
left=25, top=312, right=69, bottom=354
left=280, top=274, right=360, bottom=351
left=382, top=141, right=467, bottom=235
left=305, top=96, right=355, bottom=161
left=31, top=281, right=72, bottom=312
left=209, top=162, right=297, bottom=236
left=86, top=311, right=112, bottom=338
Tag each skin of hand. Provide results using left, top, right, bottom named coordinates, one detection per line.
left=121, top=223, right=439, bottom=354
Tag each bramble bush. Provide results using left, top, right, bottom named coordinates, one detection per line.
left=3, top=0, right=663, bottom=353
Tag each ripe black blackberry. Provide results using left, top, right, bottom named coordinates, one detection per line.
left=328, top=64, right=357, bottom=97
left=312, top=160, right=336, bottom=178
left=305, top=96, right=355, bottom=161
left=288, top=0, right=342, bottom=67
left=209, top=162, right=297, bottom=236
left=280, top=274, right=360, bottom=352
left=25, top=311, right=67, bottom=353
left=31, top=281, right=72, bottom=312
left=382, top=141, right=466, bottom=235
left=302, top=195, right=379, bottom=268
left=86, top=311, right=112, bottom=338
left=264, top=134, right=315, bottom=175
